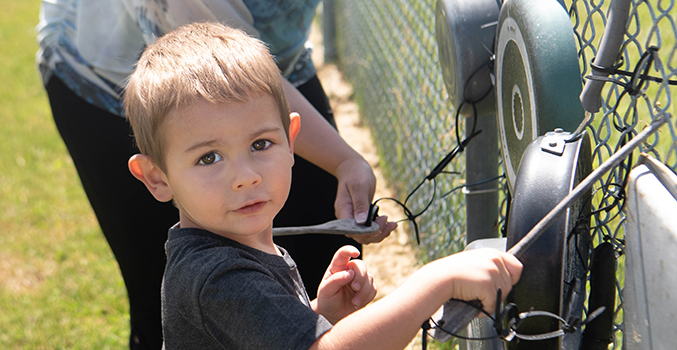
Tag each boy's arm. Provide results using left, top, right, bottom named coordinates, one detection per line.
left=308, top=248, right=523, bottom=350
left=283, top=80, right=382, bottom=240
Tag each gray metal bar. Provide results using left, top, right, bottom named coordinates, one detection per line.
left=579, top=0, right=632, bottom=113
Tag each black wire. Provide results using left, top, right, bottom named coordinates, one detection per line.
left=428, top=317, right=501, bottom=341
left=371, top=85, right=489, bottom=244
left=425, top=301, right=599, bottom=343
left=427, top=100, right=483, bottom=181
left=373, top=191, right=425, bottom=245
left=588, top=46, right=676, bottom=89
left=421, top=320, right=430, bottom=350
left=426, top=298, right=499, bottom=341
left=441, top=174, right=505, bottom=199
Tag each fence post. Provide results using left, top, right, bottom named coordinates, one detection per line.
left=323, top=0, right=338, bottom=63
left=465, top=113, right=499, bottom=244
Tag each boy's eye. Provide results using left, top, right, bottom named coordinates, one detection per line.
left=198, top=152, right=222, bottom=165
left=251, top=139, right=272, bottom=151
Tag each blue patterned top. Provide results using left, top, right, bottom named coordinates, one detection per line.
left=37, top=0, right=321, bottom=117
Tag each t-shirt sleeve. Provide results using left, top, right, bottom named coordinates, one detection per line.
left=198, top=264, right=333, bottom=350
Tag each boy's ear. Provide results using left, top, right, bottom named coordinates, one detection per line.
left=128, top=154, right=174, bottom=202
left=288, top=112, right=301, bottom=154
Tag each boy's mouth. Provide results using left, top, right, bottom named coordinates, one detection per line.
left=234, top=201, right=266, bottom=215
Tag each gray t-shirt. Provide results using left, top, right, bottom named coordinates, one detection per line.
left=162, top=226, right=333, bottom=349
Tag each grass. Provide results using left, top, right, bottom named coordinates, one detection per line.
left=1, top=1, right=671, bottom=349
left=0, top=1, right=128, bottom=348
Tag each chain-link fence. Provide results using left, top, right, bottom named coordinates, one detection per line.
left=331, top=0, right=676, bottom=347
left=334, top=0, right=469, bottom=263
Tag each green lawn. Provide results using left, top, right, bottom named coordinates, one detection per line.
left=1, top=1, right=671, bottom=349
left=0, top=1, right=128, bottom=348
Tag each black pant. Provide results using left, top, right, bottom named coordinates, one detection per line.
left=45, top=75, right=360, bottom=349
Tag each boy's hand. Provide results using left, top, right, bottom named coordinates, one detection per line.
left=430, top=248, right=522, bottom=315
left=333, top=157, right=397, bottom=244
left=312, top=246, right=377, bottom=324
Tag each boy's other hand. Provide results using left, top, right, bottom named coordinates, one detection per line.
left=311, top=246, right=377, bottom=324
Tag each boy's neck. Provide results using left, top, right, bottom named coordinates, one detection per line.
left=177, top=221, right=281, bottom=256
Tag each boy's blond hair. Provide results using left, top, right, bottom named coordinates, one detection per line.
left=124, top=22, right=290, bottom=171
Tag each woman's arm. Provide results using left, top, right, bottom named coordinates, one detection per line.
left=284, top=79, right=395, bottom=244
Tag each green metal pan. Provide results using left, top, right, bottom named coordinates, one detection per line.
left=495, top=0, right=585, bottom=193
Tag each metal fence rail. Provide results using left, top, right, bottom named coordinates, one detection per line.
left=332, top=0, right=676, bottom=347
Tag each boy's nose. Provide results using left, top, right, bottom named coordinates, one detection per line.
left=232, top=160, right=262, bottom=190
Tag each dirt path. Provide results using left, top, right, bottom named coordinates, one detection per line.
left=316, top=63, right=420, bottom=297
left=311, top=26, right=423, bottom=350
left=318, top=62, right=424, bottom=349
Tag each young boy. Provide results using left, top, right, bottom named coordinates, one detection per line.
left=126, top=22, right=522, bottom=349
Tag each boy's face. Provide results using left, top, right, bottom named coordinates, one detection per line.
left=159, top=94, right=297, bottom=251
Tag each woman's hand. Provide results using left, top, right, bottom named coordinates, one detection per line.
left=334, top=157, right=397, bottom=244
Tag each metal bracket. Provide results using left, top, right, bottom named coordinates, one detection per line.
left=541, top=128, right=568, bottom=156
